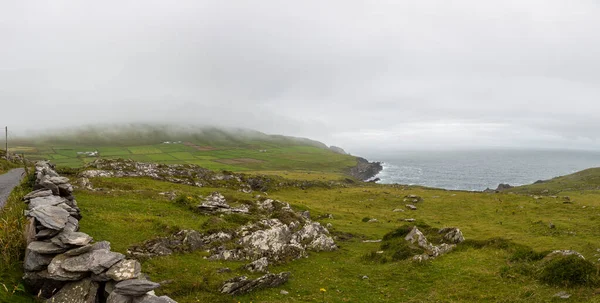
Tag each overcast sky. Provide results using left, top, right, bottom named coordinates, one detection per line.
left=2, top=0, right=600, bottom=152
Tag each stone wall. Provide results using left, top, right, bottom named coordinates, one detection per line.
left=21, top=161, right=177, bottom=303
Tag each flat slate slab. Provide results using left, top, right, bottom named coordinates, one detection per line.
left=114, top=279, right=161, bottom=296
left=61, top=249, right=125, bottom=274
left=28, top=196, right=67, bottom=209
left=28, top=205, right=70, bottom=230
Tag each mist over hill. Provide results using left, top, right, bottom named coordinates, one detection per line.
left=13, top=124, right=329, bottom=149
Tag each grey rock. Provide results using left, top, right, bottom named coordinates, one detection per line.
left=107, top=259, right=141, bottom=281
left=35, top=228, right=60, bottom=240
left=45, top=278, right=98, bottom=303
left=405, top=204, right=417, bottom=210
left=28, top=196, right=67, bottom=209
left=280, top=290, right=289, bottom=295
left=58, top=183, right=74, bottom=197
left=48, top=176, right=70, bottom=185
left=24, top=250, right=54, bottom=271
left=39, top=179, right=60, bottom=195
left=107, top=292, right=133, bottom=303
left=61, top=249, right=125, bottom=274
left=28, top=205, right=70, bottom=230
left=47, top=254, right=89, bottom=281
left=57, top=231, right=93, bottom=246
left=132, top=295, right=177, bottom=303
left=114, top=279, right=161, bottom=296
left=91, top=271, right=112, bottom=282
left=220, top=272, right=290, bottom=295
left=545, top=250, right=585, bottom=260
left=24, top=189, right=53, bottom=201
left=245, top=257, right=269, bottom=273
left=439, top=227, right=465, bottom=244
left=28, top=241, right=69, bottom=254
left=63, top=216, right=80, bottom=233
left=64, top=245, right=94, bottom=257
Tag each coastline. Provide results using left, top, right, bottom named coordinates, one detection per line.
left=347, top=157, right=383, bottom=181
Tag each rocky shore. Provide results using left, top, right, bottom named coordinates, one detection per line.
left=348, top=157, right=383, bottom=181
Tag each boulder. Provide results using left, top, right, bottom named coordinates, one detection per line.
left=35, top=228, right=61, bottom=240
left=45, top=278, right=99, bottom=303
left=47, top=254, right=90, bottom=281
left=58, top=183, right=74, bottom=197
left=48, top=176, right=70, bottom=185
left=24, top=250, right=53, bottom=271
left=405, top=204, right=417, bottom=210
left=245, top=257, right=269, bottom=273
left=28, top=241, right=69, bottom=255
left=106, top=259, right=141, bottom=281
left=57, top=231, right=93, bottom=246
left=28, top=205, right=70, bottom=230
left=63, top=216, right=80, bottom=233
left=132, top=295, right=177, bottom=303
left=61, top=249, right=125, bottom=274
left=29, top=196, right=67, bottom=209
left=220, top=272, right=290, bottom=295
left=439, top=227, right=465, bottom=244
left=496, top=183, right=513, bottom=191
left=114, top=279, right=161, bottom=296
left=24, top=189, right=54, bottom=201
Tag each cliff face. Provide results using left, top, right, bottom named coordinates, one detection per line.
left=348, top=157, right=383, bottom=181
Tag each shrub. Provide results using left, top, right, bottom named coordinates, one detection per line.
left=538, top=255, right=598, bottom=287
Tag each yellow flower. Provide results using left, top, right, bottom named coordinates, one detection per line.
left=320, top=288, right=327, bottom=292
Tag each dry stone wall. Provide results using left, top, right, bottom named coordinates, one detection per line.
left=22, top=161, right=177, bottom=303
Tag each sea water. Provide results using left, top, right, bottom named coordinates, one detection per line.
left=368, top=149, right=600, bottom=191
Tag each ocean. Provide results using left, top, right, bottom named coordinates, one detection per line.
left=369, top=149, right=600, bottom=191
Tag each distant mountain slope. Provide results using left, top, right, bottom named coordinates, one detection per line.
left=10, top=124, right=384, bottom=178
left=503, top=167, right=600, bottom=194
left=14, top=124, right=328, bottom=149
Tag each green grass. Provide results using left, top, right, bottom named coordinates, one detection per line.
left=509, top=167, right=600, bottom=195
left=69, top=172, right=600, bottom=302
left=0, top=159, right=20, bottom=174
left=0, top=178, right=35, bottom=303
left=10, top=125, right=359, bottom=175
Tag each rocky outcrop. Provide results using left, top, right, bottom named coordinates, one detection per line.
left=79, top=158, right=344, bottom=193
left=348, top=157, right=383, bottom=181
left=22, top=161, right=176, bottom=303
left=220, top=272, right=290, bottom=295
left=404, top=226, right=463, bottom=262
left=128, top=196, right=337, bottom=273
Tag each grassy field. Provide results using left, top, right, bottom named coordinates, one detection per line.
left=9, top=125, right=357, bottom=173
left=67, top=171, right=600, bottom=303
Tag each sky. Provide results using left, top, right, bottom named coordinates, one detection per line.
left=1, top=0, right=600, bottom=153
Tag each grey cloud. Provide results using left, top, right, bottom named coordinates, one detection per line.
left=1, top=0, right=600, bottom=151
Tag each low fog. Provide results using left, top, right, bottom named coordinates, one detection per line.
left=2, top=1, right=600, bottom=153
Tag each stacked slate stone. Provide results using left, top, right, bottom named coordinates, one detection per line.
left=22, top=161, right=177, bottom=303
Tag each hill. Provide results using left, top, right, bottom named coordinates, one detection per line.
left=503, top=167, right=600, bottom=195
left=8, top=124, right=381, bottom=179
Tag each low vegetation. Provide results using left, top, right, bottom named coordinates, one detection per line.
left=0, top=179, right=34, bottom=303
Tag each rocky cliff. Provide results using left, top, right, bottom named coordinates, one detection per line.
left=348, top=157, right=383, bottom=181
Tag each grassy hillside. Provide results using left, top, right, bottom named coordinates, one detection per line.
left=9, top=125, right=358, bottom=175
left=506, top=167, right=600, bottom=195
left=65, top=167, right=600, bottom=302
